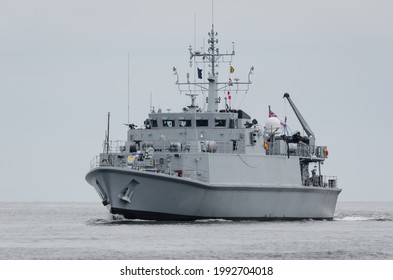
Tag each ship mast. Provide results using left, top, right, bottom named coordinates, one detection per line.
left=207, top=24, right=218, bottom=112
left=173, top=23, right=254, bottom=112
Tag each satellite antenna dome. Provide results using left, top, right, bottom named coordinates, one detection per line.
left=265, top=117, right=281, bottom=134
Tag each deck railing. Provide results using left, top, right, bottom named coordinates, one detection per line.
left=303, top=175, right=338, bottom=188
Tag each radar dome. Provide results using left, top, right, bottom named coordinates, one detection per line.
left=265, top=117, right=281, bottom=134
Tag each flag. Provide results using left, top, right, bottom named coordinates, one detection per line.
left=230, top=65, right=234, bottom=73
left=268, top=105, right=278, bottom=118
left=197, top=68, right=202, bottom=79
left=228, top=78, right=233, bottom=86
left=227, top=91, right=231, bottom=100
left=268, top=105, right=285, bottom=126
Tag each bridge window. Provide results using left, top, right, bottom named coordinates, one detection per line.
left=151, top=120, right=158, bottom=127
left=196, top=119, right=209, bottom=127
left=163, top=120, right=175, bottom=127
left=179, top=119, right=192, bottom=127
left=215, top=119, right=226, bottom=127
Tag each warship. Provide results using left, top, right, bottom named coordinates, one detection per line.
left=85, top=24, right=341, bottom=220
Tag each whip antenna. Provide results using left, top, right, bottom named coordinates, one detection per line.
left=127, top=52, right=130, bottom=124
left=212, top=0, right=214, bottom=27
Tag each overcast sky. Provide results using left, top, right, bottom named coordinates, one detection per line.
left=1, top=0, right=392, bottom=202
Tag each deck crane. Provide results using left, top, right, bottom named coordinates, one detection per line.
left=283, top=93, right=315, bottom=147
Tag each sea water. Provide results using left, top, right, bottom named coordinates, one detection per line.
left=0, top=202, right=392, bottom=260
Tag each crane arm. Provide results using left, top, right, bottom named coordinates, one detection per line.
left=283, top=93, right=315, bottom=138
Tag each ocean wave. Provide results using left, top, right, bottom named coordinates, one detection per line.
left=85, top=216, right=221, bottom=226
left=85, top=215, right=160, bottom=226
left=85, top=214, right=393, bottom=226
left=194, top=218, right=232, bottom=223
left=334, top=216, right=393, bottom=222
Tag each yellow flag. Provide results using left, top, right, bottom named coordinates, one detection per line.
left=230, top=65, right=235, bottom=73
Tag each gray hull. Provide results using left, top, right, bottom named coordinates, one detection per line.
left=86, top=167, right=341, bottom=221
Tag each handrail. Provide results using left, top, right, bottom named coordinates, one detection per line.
left=303, top=175, right=338, bottom=188
left=89, top=155, right=209, bottom=182
left=104, top=140, right=126, bottom=153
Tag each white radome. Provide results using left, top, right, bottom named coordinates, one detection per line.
left=265, top=117, right=281, bottom=134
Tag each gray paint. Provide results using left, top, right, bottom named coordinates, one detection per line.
left=84, top=20, right=342, bottom=220
left=86, top=167, right=340, bottom=219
